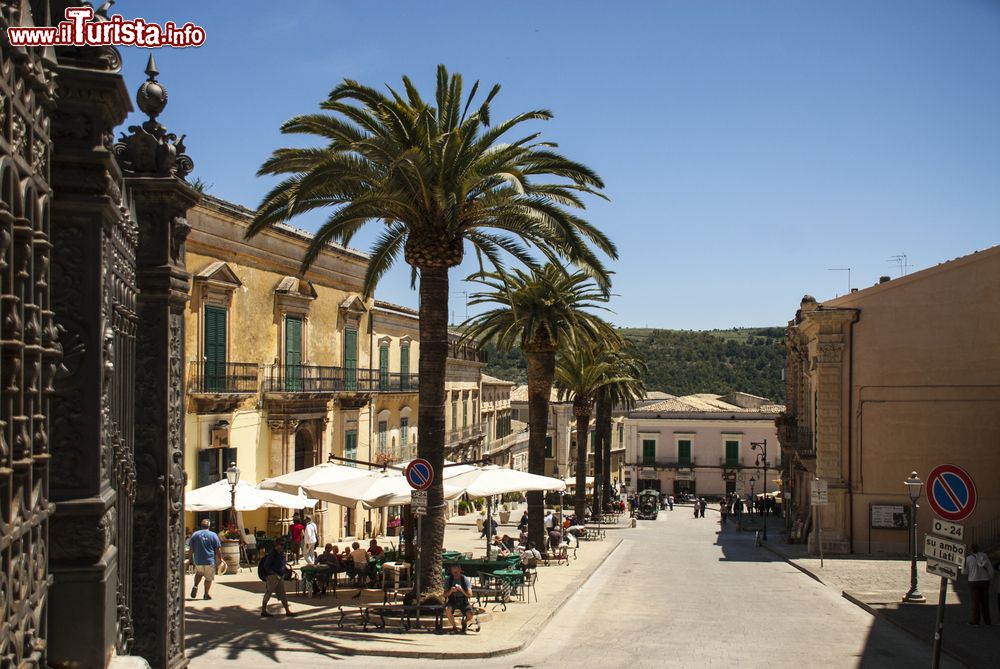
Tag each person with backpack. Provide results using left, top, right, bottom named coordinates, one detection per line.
left=443, top=563, right=477, bottom=634
left=258, top=538, right=295, bottom=617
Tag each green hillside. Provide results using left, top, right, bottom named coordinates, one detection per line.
left=480, top=326, right=786, bottom=402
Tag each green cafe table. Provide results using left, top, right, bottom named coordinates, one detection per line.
left=492, top=568, right=524, bottom=599
left=299, top=564, right=331, bottom=596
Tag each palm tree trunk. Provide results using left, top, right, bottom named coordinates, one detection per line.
left=596, top=392, right=613, bottom=515
left=591, top=392, right=606, bottom=521
left=574, top=401, right=590, bottom=519
left=416, top=264, right=448, bottom=597
left=526, top=349, right=555, bottom=550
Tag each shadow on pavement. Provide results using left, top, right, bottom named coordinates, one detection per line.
left=713, top=521, right=786, bottom=563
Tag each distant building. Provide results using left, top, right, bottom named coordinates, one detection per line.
left=510, top=386, right=576, bottom=476
left=622, top=393, right=783, bottom=497
left=780, top=245, right=1000, bottom=555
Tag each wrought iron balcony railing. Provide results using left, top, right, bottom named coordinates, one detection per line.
left=446, top=421, right=487, bottom=445
left=262, top=364, right=420, bottom=394
left=188, top=361, right=259, bottom=394
left=640, top=456, right=697, bottom=468
left=720, top=456, right=745, bottom=468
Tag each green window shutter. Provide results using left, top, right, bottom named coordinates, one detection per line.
left=678, top=440, right=691, bottom=464
left=642, top=439, right=656, bottom=465
left=462, top=397, right=468, bottom=427
left=197, top=450, right=212, bottom=488
left=344, top=328, right=358, bottom=391
left=379, top=344, right=389, bottom=391
left=400, top=418, right=408, bottom=447
left=544, top=436, right=553, bottom=458
left=284, top=316, right=302, bottom=391
left=400, top=345, right=410, bottom=390
left=618, top=424, right=624, bottom=448
left=378, top=420, right=388, bottom=451
left=345, top=429, right=358, bottom=466
left=725, top=440, right=739, bottom=465
left=204, top=306, right=227, bottom=392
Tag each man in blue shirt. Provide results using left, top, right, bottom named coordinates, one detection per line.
left=190, top=519, right=222, bottom=600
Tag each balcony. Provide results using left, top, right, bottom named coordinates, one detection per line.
left=188, top=361, right=259, bottom=394
left=639, top=456, right=697, bottom=469
left=446, top=421, right=487, bottom=446
left=262, top=364, right=419, bottom=395
left=720, top=457, right=745, bottom=468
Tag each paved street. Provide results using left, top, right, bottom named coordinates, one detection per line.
left=191, top=509, right=960, bottom=668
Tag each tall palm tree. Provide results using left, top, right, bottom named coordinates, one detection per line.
left=592, top=346, right=646, bottom=515
left=247, top=66, right=615, bottom=595
left=463, top=265, right=614, bottom=548
left=555, top=341, right=641, bottom=518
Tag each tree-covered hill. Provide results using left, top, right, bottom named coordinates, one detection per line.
left=480, top=326, right=786, bottom=402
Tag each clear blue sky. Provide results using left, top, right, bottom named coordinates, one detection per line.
left=119, top=0, right=1000, bottom=328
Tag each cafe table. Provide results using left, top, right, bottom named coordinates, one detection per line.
left=492, top=568, right=524, bottom=598
left=299, top=564, right=331, bottom=596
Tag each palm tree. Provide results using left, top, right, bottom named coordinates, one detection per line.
left=247, top=66, right=615, bottom=595
left=555, top=341, right=642, bottom=518
left=592, top=346, right=646, bottom=515
left=463, top=265, right=614, bottom=548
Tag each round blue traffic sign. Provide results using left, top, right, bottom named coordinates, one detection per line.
left=404, top=458, right=434, bottom=491
left=926, top=464, right=977, bottom=522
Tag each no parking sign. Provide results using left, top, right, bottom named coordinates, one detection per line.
left=926, top=464, right=976, bottom=522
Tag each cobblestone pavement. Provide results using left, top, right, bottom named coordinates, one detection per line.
left=190, top=507, right=958, bottom=668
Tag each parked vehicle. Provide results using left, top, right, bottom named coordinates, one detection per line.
left=636, top=489, right=659, bottom=520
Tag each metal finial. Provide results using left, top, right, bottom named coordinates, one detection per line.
left=145, top=52, right=159, bottom=81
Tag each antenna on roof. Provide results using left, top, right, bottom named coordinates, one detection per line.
left=827, top=267, right=851, bottom=294
left=888, top=254, right=910, bottom=277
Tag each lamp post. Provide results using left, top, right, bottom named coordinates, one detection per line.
left=903, top=471, right=926, bottom=603
left=751, top=439, right=768, bottom=542
left=225, top=461, right=240, bottom=530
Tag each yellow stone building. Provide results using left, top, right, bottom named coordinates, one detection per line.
left=182, top=195, right=420, bottom=542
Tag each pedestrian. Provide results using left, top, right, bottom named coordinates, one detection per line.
left=302, top=515, right=318, bottom=565
left=258, top=538, right=295, bottom=617
left=544, top=510, right=555, bottom=530
left=963, top=544, right=994, bottom=625
left=290, top=515, right=305, bottom=563
left=719, top=499, right=728, bottom=527
left=699, top=498, right=707, bottom=518
left=243, top=527, right=258, bottom=564
left=693, top=498, right=699, bottom=518
left=517, top=510, right=529, bottom=531
left=189, top=519, right=221, bottom=600
left=667, top=495, right=674, bottom=511
left=734, top=496, right=743, bottom=520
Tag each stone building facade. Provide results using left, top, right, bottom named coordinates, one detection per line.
left=780, top=246, right=1000, bottom=555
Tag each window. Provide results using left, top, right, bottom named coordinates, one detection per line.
left=284, top=315, right=302, bottom=391
left=512, top=408, right=519, bottom=421
left=462, top=395, right=468, bottom=427
left=400, top=417, right=408, bottom=446
left=344, top=327, right=358, bottom=391
left=203, top=305, right=227, bottom=392
left=677, top=439, right=692, bottom=465
left=345, top=429, right=358, bottom=466
left=472, top=398, right=478, bottom=423
left=544, top=435, right=553, bottom=458
left=379, top=342, right=389, bottom=391
left=451, top=397, right=458, bottom=430
left=400, top=344, right=410, bottom=391
left=725, top=440, right=739, bottom=466
left=642, top=439, right=656, bottom=465
left=197, top=447, right=237, bottom=488
left=378, top=420, right=388, bottom=452
left=618, top=423, right=624, bottom=448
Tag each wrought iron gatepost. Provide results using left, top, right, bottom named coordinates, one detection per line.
left=117, top=54, right=197, bottom=669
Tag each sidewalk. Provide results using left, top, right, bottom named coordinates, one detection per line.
left=185, top=505, right=623, bottom=662
left=764, top=535, right=997, bottom=669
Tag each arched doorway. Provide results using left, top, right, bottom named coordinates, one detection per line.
left=294, top=428, right=315, bottom=471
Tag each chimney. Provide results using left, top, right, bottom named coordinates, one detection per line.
left=879, top=276, right=891, bottom=284
left=851, top=288, right=858, bottom=293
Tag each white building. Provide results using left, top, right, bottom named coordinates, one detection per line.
left=623, top=392, right=784, bottom=498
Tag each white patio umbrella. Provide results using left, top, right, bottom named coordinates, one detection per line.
left=257, top=461, right=370, bottom=496
left=185, top=479, right=316, bottom=512
left=449, top=466, right=566, bottom=557
left=562, top=476, right=595, bottom=489
left=303, top=470, right=465, bottom=510
left=388, top=458, right=478, bottom=480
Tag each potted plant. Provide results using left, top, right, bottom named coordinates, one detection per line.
left=473, top=498, right=484, bottom=512
left=458, top=500, right=470, bottom=516
left=499, top=503, right=511, bottom=524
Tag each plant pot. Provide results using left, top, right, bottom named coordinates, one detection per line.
left=458, top=508, right=467, bottom=516
left=499, top=511, right=511, bottom=524
left=220, top=540, right=240, bottom=573
left=476, top=518, right=485, bottom=533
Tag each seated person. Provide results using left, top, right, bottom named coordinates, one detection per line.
left=243, top=528, right=258, bottom=563
left=349, top=541, right=370, bottom=583
left=443, top=563, right=476, bottom=634
left=500, top=534, right=516, bottom=552
left=547, top=526, right=562, bottom=552
left=367, top=538, right=384, bottom=558
left=519, top=541, right=542, bottom=567
left=518, top=528, right=529, bottom=548
left=315, top=543, right=341, bottom=594
left=491, top=535, right=510, bottom=557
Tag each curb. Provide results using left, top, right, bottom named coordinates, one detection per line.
left=762, top=544, right=972, bottom=669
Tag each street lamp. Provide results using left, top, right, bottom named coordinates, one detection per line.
left=225, top=461, right=240, bottom=529
left=903, top=471, right=926, bottom=603
left=751, top=439, right=768, bottom=542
